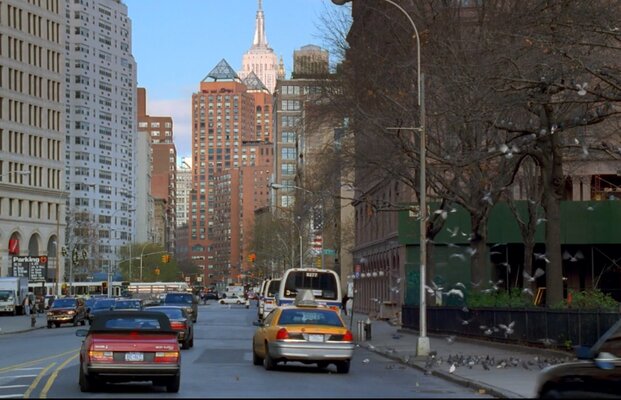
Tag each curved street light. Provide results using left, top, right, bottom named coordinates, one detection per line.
left=331, top=0, right=429, bottom=356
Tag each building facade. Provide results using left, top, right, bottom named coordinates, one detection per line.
left=0, top=0, right=66, bottom=292
left=137, top=87, right=177, bottom=252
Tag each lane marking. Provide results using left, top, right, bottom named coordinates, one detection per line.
left=13, top=368, right=43, bottom=371
left=0, top=349, right=79, bottom=374
left=39, top=353, right=78, bottom=399
left=0, top=385, right=29, bottom=389
left=0, top=376, right=37, bottom=380
left=0, top=395, right=24, bottom=399
left=23, top=363, right=56, bottom=399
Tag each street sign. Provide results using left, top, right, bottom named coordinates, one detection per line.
left=322, top=249, right=336, bottom=256
left=11, top=256, right=48, bottom=281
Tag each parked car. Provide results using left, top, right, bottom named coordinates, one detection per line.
left=146, top=306, right=194, bottom=349
left=203, top=292, right=219, bottom=301
left=76, top=311, right=181, bottom=393
left=46, top=297, right=87, bottom=328
left=535, top=317, right=621, bottom=398
left=162, top=292, right=198, bottom=323
left=87, top=298, right=116, bottom=324
left=219, top=294, right=247, bottom=305
left=251, top=290, right=354, bottom=373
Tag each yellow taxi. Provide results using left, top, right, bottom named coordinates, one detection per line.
left=251, top=290, right=355, bottom=373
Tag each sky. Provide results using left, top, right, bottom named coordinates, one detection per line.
left=124, top=0, right=342, bottom=163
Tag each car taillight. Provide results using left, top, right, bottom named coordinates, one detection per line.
left=329, top=306, right=340, bottom=312
left=170, top=321, right=186, bottom=330
left=154, top=351, right=179, bottom=363
left=265, top=300, right=273, bottom=304
left=88, top=350, right=113, bottom=362
left=343, top=330, right=354, bottom=342
left=276, top=328, right=289, bottom=340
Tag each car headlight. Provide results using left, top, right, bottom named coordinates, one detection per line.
left=47, top=312, right=53, bottom=316
left=67, top=310, right=76, bottom=315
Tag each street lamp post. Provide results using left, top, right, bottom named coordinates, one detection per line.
left=139, top=243, right=154, bottom=282
left=54, top=189, right=66, bottom=297
left=270, top=183, right=325, bottom=269
left=332, top=0, right=429, bottom=356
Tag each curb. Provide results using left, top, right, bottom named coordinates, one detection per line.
left=359, top=342, right=524, bottom=399
left=0, top=317, right=47, bottom=335
left=0, top=325, right=46, bottom=335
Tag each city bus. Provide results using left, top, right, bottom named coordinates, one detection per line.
left=277, top=268, right=342, bottom=311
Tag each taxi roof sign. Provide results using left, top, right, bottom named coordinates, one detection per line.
left=294, top=289, right=318, bottom=307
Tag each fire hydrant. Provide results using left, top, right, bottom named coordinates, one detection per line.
left=364, top=317, right=372, bottom=340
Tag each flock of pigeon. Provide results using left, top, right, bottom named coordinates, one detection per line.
left=422, top=352, right=575, bottom=375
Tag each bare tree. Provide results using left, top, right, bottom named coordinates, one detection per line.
left=323, top=0, right=621, bottom=307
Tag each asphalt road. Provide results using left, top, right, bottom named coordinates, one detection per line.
left=0, top=302, right=491, bottom=398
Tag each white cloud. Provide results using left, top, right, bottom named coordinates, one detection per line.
left=148, top=98, right=192, bottom=160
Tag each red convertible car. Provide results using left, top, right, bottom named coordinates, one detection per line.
left=76, top=311, right=181, bottom=393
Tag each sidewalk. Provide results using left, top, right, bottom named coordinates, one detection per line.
left=0, top=313, right=47, bottom=335
left=350, top=313, right=573, bottom=398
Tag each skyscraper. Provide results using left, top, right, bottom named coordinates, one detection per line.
left=64, top=0, right=137, bottom=280
left=189, top=58, right=274, bottom=286
left=239, top=0, right=279, bottom=94
left=189, top=59, right=255, bottom=285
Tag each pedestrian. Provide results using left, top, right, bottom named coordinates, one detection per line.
left=23, top=294, right=31, bottom=316
left=341, top=295, right=350, bottom=316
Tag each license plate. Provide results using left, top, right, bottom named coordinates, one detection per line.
left=308, top=334, right=324, bottom=343
left=125, top=352, right=143, bottom=362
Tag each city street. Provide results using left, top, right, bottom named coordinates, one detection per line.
left=0, top=303, right=490, bottom=398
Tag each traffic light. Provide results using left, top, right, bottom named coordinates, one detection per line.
left=161, top=254, right=170, bottom=263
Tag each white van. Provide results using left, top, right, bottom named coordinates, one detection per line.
left=258, top=278, right=281, bottom=320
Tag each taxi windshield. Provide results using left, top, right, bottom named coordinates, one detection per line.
left=278, top=309, right=343, bottom=327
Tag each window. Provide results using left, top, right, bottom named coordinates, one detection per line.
left=281, top=148, right=296, bottom=160
left=282, top=132, right=296, bottom=143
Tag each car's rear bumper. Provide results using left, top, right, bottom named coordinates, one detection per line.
left=87, top=363, right=180, bottom=378
left=269, top=341, right=354, bottom=361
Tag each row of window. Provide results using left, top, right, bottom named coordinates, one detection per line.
left=0, top=98, right=61, bottom=132
left=3, top=35, right=62, bottom=73
left=0, top=197, right=60, bottom=220
left=138, top=121, right=172, bottom=128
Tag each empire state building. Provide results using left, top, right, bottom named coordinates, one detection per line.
left=239, top=0, right=280, bottom=93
